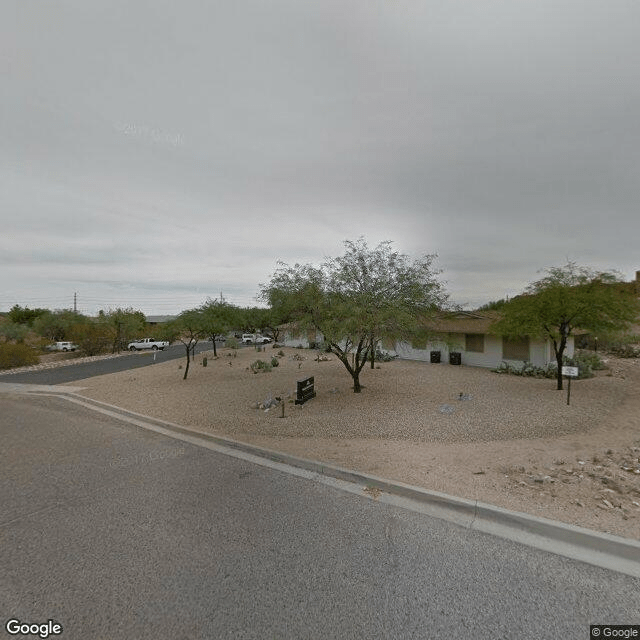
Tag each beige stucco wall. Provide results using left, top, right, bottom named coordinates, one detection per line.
left=282, top=329, right=576, bottom=369
left=384, top=333, right=574, bottom=369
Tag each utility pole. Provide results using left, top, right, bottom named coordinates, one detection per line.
left=74, top=292, right=77, bottom=313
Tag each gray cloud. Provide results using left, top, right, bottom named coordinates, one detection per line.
left=2, top=0, right=639, bottom=314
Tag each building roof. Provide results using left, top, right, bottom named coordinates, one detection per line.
left=145, top=315, right=176, bottom=324
left=280, top=310, right=593, bottom=337
left=418, top=311, right=502, bottom=334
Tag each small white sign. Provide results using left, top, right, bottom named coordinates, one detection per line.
left=562, top=366, right=579, bottom=377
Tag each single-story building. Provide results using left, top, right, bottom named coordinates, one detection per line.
left=380, top=311, right=574, bottom=369
left=278, top=311, right=576, bottom=370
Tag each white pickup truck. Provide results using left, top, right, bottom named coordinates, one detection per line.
left=127, top=338, right=169, bottom=351
left=241, top=334, right=272, bottom=344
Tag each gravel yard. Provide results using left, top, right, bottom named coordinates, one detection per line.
left=69, top=345, right=640, bottom=539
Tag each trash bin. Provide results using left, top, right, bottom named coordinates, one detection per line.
left=430, top=350, right=441, bottom=363
left=449, top=352, right=461, bottom=365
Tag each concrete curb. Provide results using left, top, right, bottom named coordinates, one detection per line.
left=9, top=386, right=640, bottom=578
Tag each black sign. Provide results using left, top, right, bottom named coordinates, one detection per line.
left=295, top=376, right=316, bottom=405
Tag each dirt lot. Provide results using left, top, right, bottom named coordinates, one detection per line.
left=68, top=345, right=640, bottom=540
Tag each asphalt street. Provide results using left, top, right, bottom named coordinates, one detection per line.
left=1, top=394, right=638, bottom=640
left=0, top=341, right=225, bottom=385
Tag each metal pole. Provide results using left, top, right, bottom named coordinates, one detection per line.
left=566, top=375, right=571, bottom=405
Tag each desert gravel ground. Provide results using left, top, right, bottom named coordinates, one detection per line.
left=67, top=345, right=640, bottom=540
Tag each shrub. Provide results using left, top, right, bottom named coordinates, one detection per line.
left=562, top=354, right=595, bottom=379
left=374, top=349, right=397, bottom=363
left=0, top=343, right=39, bottom=370
left=225, top=337, right=239, bottom=349
left=250, top=359, right=272, bottom=373
left=493, top=352, right=602, bottom=380
left=270, top=356, right=279, bottom=367
left=572, top=349, right=606, bottom=371
left=493, top=361, right=556, bottom=378
left=68, top=323, right=110, bottom=356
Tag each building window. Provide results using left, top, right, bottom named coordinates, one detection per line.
left=502, top=336, right=530, bottom=360
left=465, top=334, right=485, bottom=353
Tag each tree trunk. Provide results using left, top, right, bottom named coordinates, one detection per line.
left=555, top=339, right=566, bottom=390
left=329, top=338, right=370, bottom=393
left=183, top=344, right=191, bottom=380
left=370, top=337, right=375, bottom=369
left=212, top=337, right=217, bottom=357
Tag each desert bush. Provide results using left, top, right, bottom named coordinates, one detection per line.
left=0, top=343, right=39, bottom=370
left=270, top=356, right=279, bottom=367
left=573, top=349, right=606, bottom=371
left=493, top=361, right=555, bottom=379
left=68, top=323, right=110, bottom=356
left=374, top=349, right=397, bottom=363
left=562, top=353, right=595, bottom=379
left=250, top=359, right=272, bottom=373
left=493, top=352, right=601, bottom=380
left=0, top=321, right=30, bottom=344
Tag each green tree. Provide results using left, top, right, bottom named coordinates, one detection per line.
left=492, top=263, right=640, bottom=390
left=0, top=320, right=30, bottom=344
left=172, top=309, right=207, bottom=380
left=154, top=321, right=182, bottom=345
left=97, top=308, right=146, bottom=353
left=8, top=305, right=49, bottom=326
left=476, top=298, right=509, bottom=312
left=199, top=299, right=238, bottom=356
left=262, top=238, right=448, bottom=393
left=237, top=307, right=268, bottom=334
left=260, top=307, right=290, bottom=343
left=32, top=310, right=87, bottom=341
left=237, top=306, right=284, bottom=348
left=68, top=321, right=110, bottom=356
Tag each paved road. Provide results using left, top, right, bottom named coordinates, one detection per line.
left=1, top=394, right=638, bottom=640
left=0, top=342, right=228, bottom=385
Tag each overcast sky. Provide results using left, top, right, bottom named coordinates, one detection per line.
left=2, top=0, right=639, bottom=316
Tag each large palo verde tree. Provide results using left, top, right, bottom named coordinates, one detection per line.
left=262, top=238, right=448, bottom=393
left=492, top=263, right=640, bottom=390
